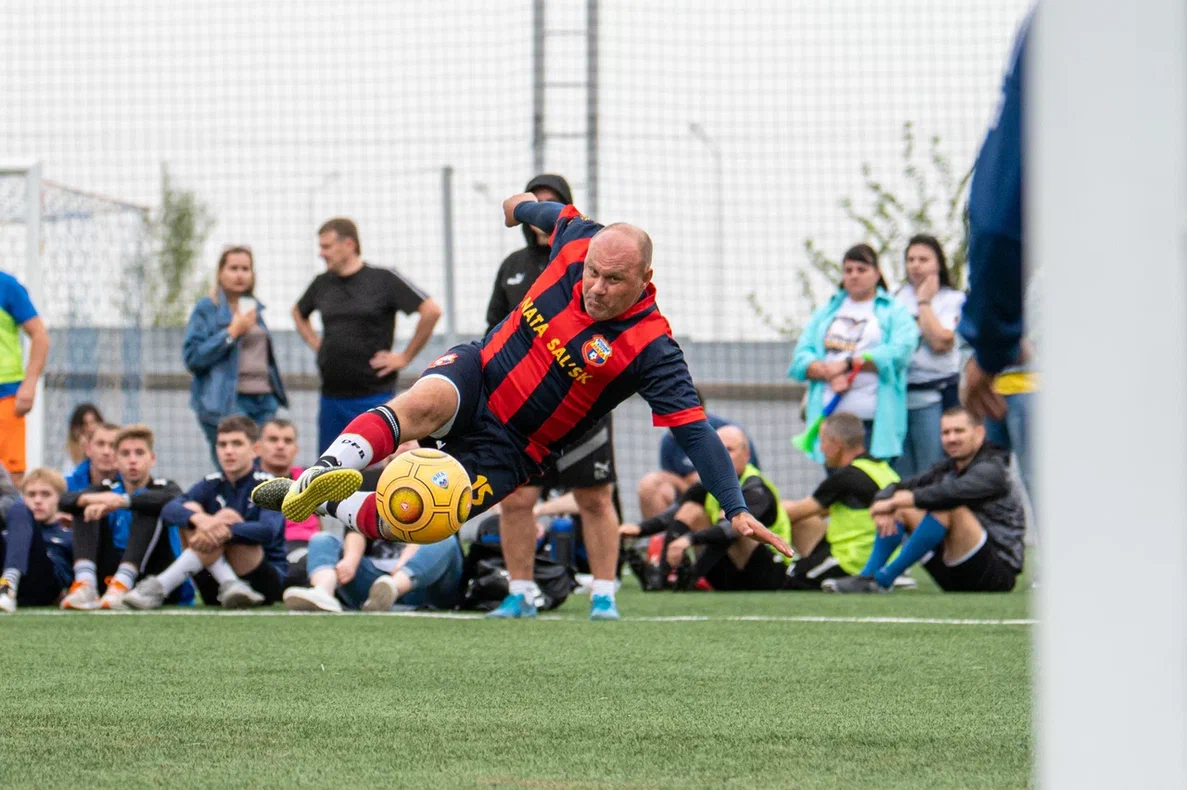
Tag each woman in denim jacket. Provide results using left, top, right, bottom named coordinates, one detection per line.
left=789, top=244, right=918, bottom=465
left=183, top=246, right=288, bottom=463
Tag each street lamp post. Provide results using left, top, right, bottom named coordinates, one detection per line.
left=688, top=123, right=725, bottom=341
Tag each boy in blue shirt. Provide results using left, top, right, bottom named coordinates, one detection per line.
left=125, top=415, right=286, bottom=609
left=0, top=468, right=73, bottom=612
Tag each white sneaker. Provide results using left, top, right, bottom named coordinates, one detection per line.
left=98, top=578, right=132, bottom=609
left=124, top=576, right=166, bottom=610
left=218, top=579, right=265, bottom=609
left=61, top=580, right=100, bottom=610
left=362, top=575, right=399, bottom=612
left=283, top=586, right=343, bottom=613
left=0, top=584, right=16, bottom=614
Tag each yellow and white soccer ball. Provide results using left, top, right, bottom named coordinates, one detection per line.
left=375, top=448, right=472, bottom=544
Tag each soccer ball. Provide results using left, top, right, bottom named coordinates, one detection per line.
left=374, top=448, right=472, bottom=544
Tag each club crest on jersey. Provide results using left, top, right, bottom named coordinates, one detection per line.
left=429, top=353, right=458, bottom=369
left=432, top=470, right=449, bottom=489
left=582, top=335, right=612, bottom=367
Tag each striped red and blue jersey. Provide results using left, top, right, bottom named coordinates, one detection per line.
left=481, top=204, right=706, bottom=465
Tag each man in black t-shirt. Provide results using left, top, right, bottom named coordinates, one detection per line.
left=781, top=413, right=900, bottom=589
left=294, top=217, right=442, bottom=453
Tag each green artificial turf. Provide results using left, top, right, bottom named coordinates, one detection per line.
left=0, top=585, right=1032, bottom=789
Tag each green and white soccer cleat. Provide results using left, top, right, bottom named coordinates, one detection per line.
left=252, top=465, right=363, bottom=522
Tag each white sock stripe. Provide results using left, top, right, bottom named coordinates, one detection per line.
left=372, top=405, right=401, bottom=444
left=137, top=519, right=166, bottom=574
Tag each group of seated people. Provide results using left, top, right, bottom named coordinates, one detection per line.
left=0, top=415, right=463, bottom=614
left=0, top=400, right=1027, bottom=614
left=623, top=405, right=1025, bottom=595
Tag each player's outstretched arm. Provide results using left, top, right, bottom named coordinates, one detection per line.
left=669, top=420, right=791, bottom=558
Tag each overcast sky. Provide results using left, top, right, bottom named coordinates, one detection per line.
left=2, top=0, right=1031, bottom=339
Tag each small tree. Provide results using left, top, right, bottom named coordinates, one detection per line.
left=750, top=122, right=971, bottom=339
left=146, top=164, right=215, bottom=327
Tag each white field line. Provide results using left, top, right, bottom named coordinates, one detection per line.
left=7, top=609, right=1035, bottom=626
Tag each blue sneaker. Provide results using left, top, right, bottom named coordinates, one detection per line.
left=589, top=594, right=620, bottom=621
left=486, top=593, right=538, bottom=619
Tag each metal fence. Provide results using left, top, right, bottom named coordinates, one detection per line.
left=1, top=0, right=1032, bottom=518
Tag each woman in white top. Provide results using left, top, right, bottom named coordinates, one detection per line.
left=893, top=235, right=965, bottom=478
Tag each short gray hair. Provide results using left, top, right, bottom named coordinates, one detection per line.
left=822, top=412, right=866, bottom=450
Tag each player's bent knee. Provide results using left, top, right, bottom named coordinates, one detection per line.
left=573, top=483, right=614, bottom=515
left=397, top=378, right=459, bottom=433
left=500, top=485, right=539, bottom=516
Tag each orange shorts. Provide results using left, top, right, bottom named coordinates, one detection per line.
left=0, top=395, right=27, bottom=476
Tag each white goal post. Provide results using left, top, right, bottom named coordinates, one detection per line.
left=1035, top=1, right=1187, bottom=788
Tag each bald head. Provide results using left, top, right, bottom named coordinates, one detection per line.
left=590, top=223, right=653, bottom=273
left=582, top=222, right=655, bottom=321
left=716, top=424, right=751, bottom=477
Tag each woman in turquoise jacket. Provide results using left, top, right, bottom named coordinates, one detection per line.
left=789, top=244, right=918, bottom=464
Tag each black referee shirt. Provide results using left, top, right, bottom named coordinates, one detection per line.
left=297, top=263, right=427, bottom=398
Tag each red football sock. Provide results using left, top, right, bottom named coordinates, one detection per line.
left=319, top=407, right=400, bottom=470
left=328, top=493, right=382, bottom=540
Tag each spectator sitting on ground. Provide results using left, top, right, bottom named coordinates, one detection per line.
left=0, top=468, right=71, bottom=613
left=789, top=243, right=918, bottom=465
left=824, top=406, right=1025, bottom=594
left=256, top=418, right=319, bottom=588
left=124, top=416, right=286, bottom=609
left=66, top=422, right=120, bottom=492
left=780, top=413, right=900, bottom=589
left=65, top=402, right=104, bottom=472
left=282, top=525, right=464, bottom=613
left=620, top=425, right=788, bottom=591
left=57, top=424, right=188, bottom=610
left=636, top=389, right=761, bottom=519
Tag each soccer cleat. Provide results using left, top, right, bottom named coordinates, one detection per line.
left=98, top=577, right=131, bottom=610
left=821, top=575, right=891, bottom=594
left=123, top=576, right=167, bottom=610
left=0, top=580, right=16, bottom=614
left=250, top=477, right=295, bottom=513
left=61, top=580, right=100, bottom=610
left=361, top=575, right=399, bottom=612
left=589, top=594, right=621, bottom=621
left=279, top=466, right=363, bottom=522
left=218, top=579, right=265, bottom=609
left=485, top=593, right=538, bottom=619
left=283, top=586, right=343, bottom=613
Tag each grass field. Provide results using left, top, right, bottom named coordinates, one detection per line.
left=1, top=583, right=1033, bottom=790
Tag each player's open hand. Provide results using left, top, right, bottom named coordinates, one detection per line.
left=960, top=356, right=1007, bottom=421
left=731, top=512, right=792, bottom=558
left=503, top=192, right=537, bottom=227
